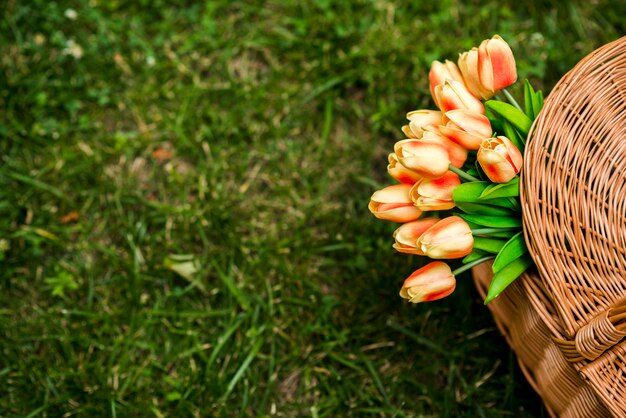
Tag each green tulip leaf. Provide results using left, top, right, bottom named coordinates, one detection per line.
left=524, top=79, right=534, bottom=119
left=455, top=202, right=515, bottom=217
left=484, top=254, right=534, bottom=304
left=502, top=120, right=525, bottom=150
left=479, top=177, right=520, bottom=200
left=532, top=90, right=544, bottom=118
left=472, top=237, right=507, bottom=254
left=463, top=249, right=488, bottom=264
left=456, top=213, right=523, bottom=228
left=482, top=229, right=520, bottom=239
left=492, top=231, right=529, bottom=274
left=452, top=181, right=490, bottom=203
left=474, top=160, right=488, bottom=181
left=469, top=196, right=519, bottom=211
left=485, top=100, right=533, bottom=135
left=467, top=167, right=479, bottom=177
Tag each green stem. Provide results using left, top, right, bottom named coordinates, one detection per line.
left=502, top=88, right=523, bottom=112
left=448, top=165, right=480, bottom=182
left=452, top=255, right=496, bottom=276
left=471, top=228, right=518, bottom=235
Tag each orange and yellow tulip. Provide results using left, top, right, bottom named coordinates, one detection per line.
left=458, top=47, right=494, bottom=100
left=420, top=127, right=468, bottom=169
left=392, top=217, right=439, bottom=255
left=439, top=109, right=492, bottom=150
left=418, top=216, right=473, bottom=259
left=477, top=136, right=523, bottom=183
left=434, top=80, right=484, bottom=114
left=429, top=60, right=465, bottom=108
left=387, top=153, right=422, bottom=184
left=401, top=110, right=443, bottom=139
left=399, top=261, right=456, bottom=303
left=478, top=35, right=517, bottom=93
left=394, top=139, right=450, bottom=179
left=368, top=184, right=422, bottom=222
left=410, top=171, right=460, bottom=211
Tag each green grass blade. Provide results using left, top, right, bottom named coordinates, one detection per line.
left=221, top=334, right=264, bottom=402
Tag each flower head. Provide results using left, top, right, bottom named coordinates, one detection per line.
left=399, top=261, right=456, bottom=303
left=368, top=184, right=422, bottom=222
left=477, top=136, right=523, bottom=183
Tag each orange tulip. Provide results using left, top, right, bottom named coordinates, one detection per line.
left=439, top=109, right=492, bottom=150
left=477, top=136, right=523, bottom=183
left=458, top=48, right=494, bottom=100
left=420, top=127, right=468, bottom=168
left=399, top=261, right=456, bottom=303
left=410, top=171, right=460, bottom=211
left=392, top=217, right=439, bottom=255
left=478, top=35, right=517, bottom=93
left=368, top=184, right=422, bottom=222
left=429, top=60, right=465, bottom=108
left=434, top=80, right=484, bottom=114
left=418, top=216, right=473, bottom=259
left=401, top=110, right=443, bottom=139
left=394, top=139, right=450, bottom=179
left=387, top=153, right=422, bottom=184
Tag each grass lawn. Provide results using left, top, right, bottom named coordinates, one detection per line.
left=1, top=1, right=624, bottom=416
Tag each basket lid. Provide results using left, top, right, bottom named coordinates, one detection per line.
left=521, top=35, right=626, bottom=338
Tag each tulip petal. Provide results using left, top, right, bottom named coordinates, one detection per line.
left=478, top=35, right=517, bottom=92
left=437, top=80, right=484, bottom=114
left=394, top=140, right=450, bottom=179
left=388, top=153, right=422, bottom=184
left=393, top=217, right=439, bottom=254
left=418, top=216, right=474, bottom=259
left=477, top=136, right=523, bottom=183
left=458, top=48, right=494, bottom=100
left=370, top=184, right=413, bottom=204
left=400, top=261, right=456, bottom=303
left=429, top=60, right=464, bottom=107
left=421, top=128, right=468, bottom=168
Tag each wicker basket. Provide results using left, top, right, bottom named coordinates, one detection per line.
left=473, top=36, right=626, bottom=417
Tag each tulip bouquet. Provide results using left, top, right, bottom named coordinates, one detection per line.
left=369, top=35, right=544, bottom=305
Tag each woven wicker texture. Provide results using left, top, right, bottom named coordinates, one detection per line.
left=472, top=36, right=626, bottom=417
left=472, top=263, right=610, bottom=418
left=521, top=35, right=626, bottom=341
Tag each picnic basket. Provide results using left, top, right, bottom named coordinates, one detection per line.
left=473, top=35, right=626, bottom=417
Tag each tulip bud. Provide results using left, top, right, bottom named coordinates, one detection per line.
left=418, top=216, right=473, bottom=259
left=420, top=127, right=468, bottom=169
left=434, top=80, right=484, bottom=114
left=394, top=139, right=450, bottom=179
left=439, top=109, right=492, bottom=150
left=410, top=171, right=460, bottom=211
left=477, top=136, right=523, bottom=183
left=401, top=110, right=443, bottom=139
left=458, top=48, right=494, bottom=100
left=368, top=184, right=422, bottom=222
left=399, top=261, right=456, bottom=303
left=478, top=35, right=517, bottom=93
left=388, top=153, right=422, bottom=184
left=429, top=60, right=465, bottom=108
left=392, top=217, right=439, bottom=255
